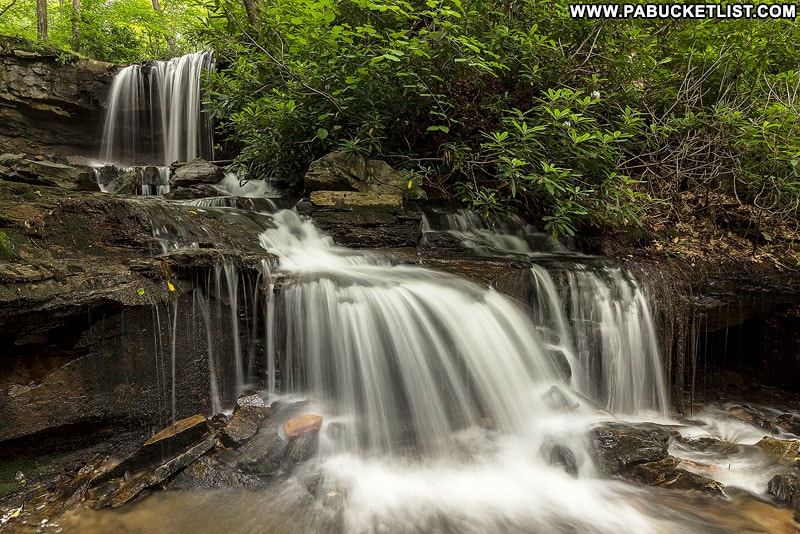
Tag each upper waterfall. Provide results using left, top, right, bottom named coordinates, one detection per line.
left=99, top=51, right=215, bottom=166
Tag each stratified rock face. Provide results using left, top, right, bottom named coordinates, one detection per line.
left=0, top=43, right=117, bottom=156
left=0, top=179, right=278, bottom=444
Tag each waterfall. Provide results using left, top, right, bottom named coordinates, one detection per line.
left=422, top=210, right=668, bottom=415
left=100, top=52, right=215, bottom=166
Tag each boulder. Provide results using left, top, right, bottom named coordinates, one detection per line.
left=167, top=456, right=265, bottom=489
left=589, top=422, right=671, bottom=476
left=303, top=152, right=425, bottom=199
left=171, top=158, right=223, bottom=188
left=230, top=426, right=287, bottom=476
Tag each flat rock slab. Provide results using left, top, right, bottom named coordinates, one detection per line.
left=98, top=433, right=218, bottom=508
left=99, top=414, right=209, bottom=482
left=310, top=191, right=403, bottom=207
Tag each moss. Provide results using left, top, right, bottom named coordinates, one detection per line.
left=0, top=458, right=29, bottom=498
left=0, top=231, right=18, bottom=261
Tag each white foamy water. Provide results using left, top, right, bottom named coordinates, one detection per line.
left=55, top=208, right=798, bottom=533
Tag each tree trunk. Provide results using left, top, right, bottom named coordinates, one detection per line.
left=71, top=0, right=80, bottom=52
left=36, top=0, right=47, bottom=41
left=150, top=0, right=178, bottom=53
left=242, top=0, right=260, bottom=27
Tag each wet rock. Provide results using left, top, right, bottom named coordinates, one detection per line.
left=209, top=413, right=229, bottom=431
left=768, top=473, right=800, bottom=511
left=171, top=158, right=223, bottom=187
left=283, top=431, right=320, bottom=468
left=284, top=414, right=324, bottom=438
left=231, top=426, right=287, bottom=476
left=296, top=200, right=422, bottom=248
left=776, top=413, right=800, bottom=435
left=624, top=457, right=681, bottom=485
left=589, top=422, right=671, bottom=476
left=98, top=414, right=209, bottom=482
left=221, top=397, right=271, bottom=448
left=237, top=394, right=269, bottom=409
left=541, top=439, right=579, bottom=476
left=167, top=456, right=265, bottom=489
left=163, top=183, right=225, bottom=199
left=757, top=436, right=800, bottom=462
left=666, top=469, right=727, bottom=496
left=304, top=151, right=424, bottom=199
left=93, top=433, right=217, bottom=508
left=625, top=457, right=726, bottom=496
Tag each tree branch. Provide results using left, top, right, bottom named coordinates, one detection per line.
left=0, top=0, right=18, bottom=19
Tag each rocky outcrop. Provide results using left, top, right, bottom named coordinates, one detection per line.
left=303, top=151, right=425, bottom=199
left=0, top=177, right=277, bottom=445
left=0, top=40, right=117, bottom=156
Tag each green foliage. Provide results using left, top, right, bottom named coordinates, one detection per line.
left=0, top=231, right=18, bottom=261
left=0, top=0, right=204, bottom=62
left=199, top=0, right=800, bottom=236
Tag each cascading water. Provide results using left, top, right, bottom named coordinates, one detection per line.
left=100, top=51, right=215, bottom=166
left=423, top=209, right=668, bottom=415
left=62, top=205, right=800, bottom=533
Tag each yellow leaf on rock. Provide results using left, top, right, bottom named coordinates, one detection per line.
left=168, top=281, right=175, bottom=292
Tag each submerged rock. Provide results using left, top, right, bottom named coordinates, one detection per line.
left=541, top=438, right=579, bottom=476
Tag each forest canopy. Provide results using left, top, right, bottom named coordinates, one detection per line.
left=3, top=0, right=800, bottom=242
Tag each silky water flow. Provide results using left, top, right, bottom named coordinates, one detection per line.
left=61, top=207, right=800, bottom=533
